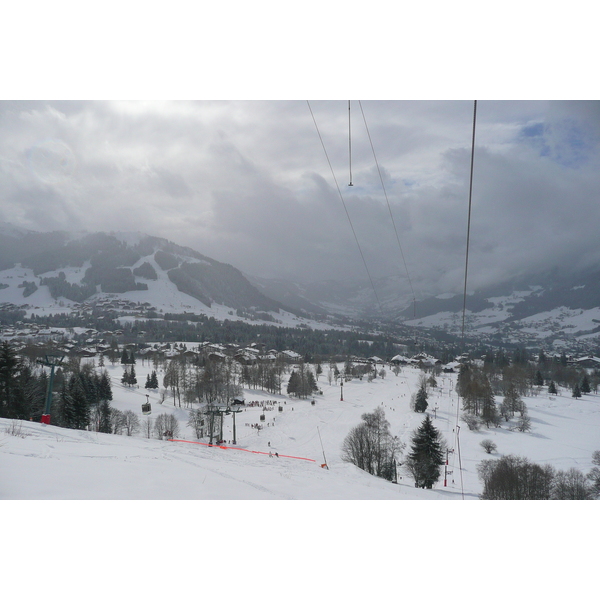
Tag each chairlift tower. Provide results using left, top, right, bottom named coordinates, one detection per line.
left=205, top=404, right=231, bottom=445
left=37, top=354, right=65, bottom=425
left=230, top=406, right=242, bottom=445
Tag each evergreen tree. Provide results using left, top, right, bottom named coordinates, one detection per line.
left=548, top=380, right=558, bottom=395
left=120, top=348, right=130, bottom=365
left=405, top=415, right=445, bottom=489
left=0, top=341, right=20, bottom=418
left=56, top=381, right=77, bottom=427
left=414, top=385, right=428, bottom=413
left=129, top=365, right=137, bottom=387
left=68, top=374, right=90, bottom=430
left=580, top=374, right=591, bottom=394
left=534, top=370, right=544, bottom=386
left=98, top=398, right=112, bottom=433
left=98, top=370, right=113, bottom=402
left=572, top=383, right=582, bottom=398
left=287, top=370, right=300, bottom=396
left=145, top=370, right=159, bottom=390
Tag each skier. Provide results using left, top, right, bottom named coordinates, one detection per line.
left=275, top=452, right=279, bottom=458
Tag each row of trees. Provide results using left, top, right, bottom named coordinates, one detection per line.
left=479, top=347, right=600, bottom=397
left=478, top=452, right=600, bottom=499
left=457, top=363, right=533, bottom=432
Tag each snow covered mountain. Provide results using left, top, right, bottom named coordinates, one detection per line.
left=0, top=224, right=299, bottom=320
left=4, top=222, right=600, bottom=349
left=400, top=268, right=600, bottom=348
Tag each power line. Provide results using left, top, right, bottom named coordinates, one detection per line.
left=306, top=100, right=384, bottom=316
left=358, top=100, right=417, bottom=318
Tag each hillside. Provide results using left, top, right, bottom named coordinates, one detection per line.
left=400, top=269, right=600, bottom=351
left=0, top=226, right=296, bottom=320
left=3, top=360, right=599, bottom=500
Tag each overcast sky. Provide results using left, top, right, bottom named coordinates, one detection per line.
left=2, top=99, right=599, bottom=299
left=2, top=5, right=599, bottom=301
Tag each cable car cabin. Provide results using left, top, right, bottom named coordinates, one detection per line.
left=142, top=402, right=151, bottom=415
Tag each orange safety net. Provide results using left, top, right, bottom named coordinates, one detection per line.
left=168, top=439, right=316, bottom=462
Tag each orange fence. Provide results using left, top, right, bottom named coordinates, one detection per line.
left=168, top=439, right=316, bottom=462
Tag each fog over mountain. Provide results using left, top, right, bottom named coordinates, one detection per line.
left=1, top=100, right=599, bottom=305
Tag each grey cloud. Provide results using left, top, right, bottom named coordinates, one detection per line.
left=1, top=100, right=599, bottom=299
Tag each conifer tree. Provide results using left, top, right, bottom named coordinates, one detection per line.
left=98, top=371, right=112, bottom=402
left=0, top=341, right=20, bottom=418
left=580, top=374, right=591, bottom=394
left=548, top=380, right=558, bottom=395
left=98, top=398, right=112, bottom=433
left=414, top=385, right=428, bottom=413
left=405, top=415, right=445, bottom=489
left=120, top=348, right=130, bottom=365
left=572, top=383, right=582, bottom=398
left=69, top=374, right=90, bottom=430
left=129, top=365, right=137, bottom=386
left=287, top=370, right=300, bottom=396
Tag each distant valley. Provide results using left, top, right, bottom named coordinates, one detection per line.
left=2, top=223, right=600, bottom=353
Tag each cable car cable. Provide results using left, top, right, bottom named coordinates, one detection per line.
left=306, top=100, right=384, bottom=316
left=358, top=100, right=418, bottom=319
left=461, top=100, right=478, bottom=350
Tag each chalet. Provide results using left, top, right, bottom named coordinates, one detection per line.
left=207, top=351, right=227, bottom=363
left=234, top=352, right=256, bottom=366
left=280, top=350, right=303, bottom=363
left=573, top=355, right=600, bottom=369
left=412, top=353, right=442, bottom=368
left=390, top=354, right=410, bottom=366
left=368, top=356, right=385, bottom=365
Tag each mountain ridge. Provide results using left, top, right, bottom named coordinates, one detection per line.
left=0, top=225, right=296, bottom=319
left=3, top=223, right=600, bottom=350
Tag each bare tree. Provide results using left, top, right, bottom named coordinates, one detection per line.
left=142, top=416, right=154, bottom=439
left=551, top=467, right=594, bottom=499
left=154, top=413, right=180, bottom=440
left=480, top=439, right=497, bottom=454
left=587, top=450, right=600, bottom=498
left=461, top=412, right=481, bottom=431
left=341, top=407, right=403, bottom=481
left=187, top=408, right=205, bottom=439
left=110, top=408, right=126, bottom=435
left=122, top=410, right=140, bottom=436
left=478, top=455, right=554, bottom=499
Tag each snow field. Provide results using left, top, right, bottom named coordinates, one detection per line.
left=3, top=359, right=600, bottom=500
left=3, top=360, right=599, bottom=598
